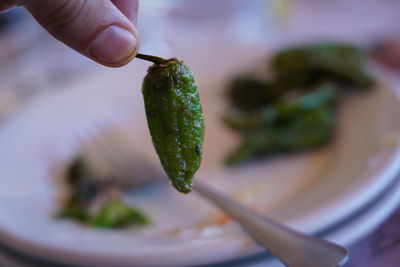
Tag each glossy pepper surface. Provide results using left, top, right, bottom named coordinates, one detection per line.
left=142, top=58, right=204, bottom=193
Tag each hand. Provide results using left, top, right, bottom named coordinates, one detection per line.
left=3, top=0, right=139, bottom=67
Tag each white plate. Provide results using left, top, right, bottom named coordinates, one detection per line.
left=225, top=166, right=400, bottom=267
left=0, top=47, right=400, bottom=266
left=3, top=160, right=400, bottom=267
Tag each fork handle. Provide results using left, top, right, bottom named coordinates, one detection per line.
left=194, top=182, right=348, bottom=267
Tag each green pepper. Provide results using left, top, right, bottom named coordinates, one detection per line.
left=58, top=158, right=150, bottom=228
left=273, top=43, right=374, bottom=89
left=228, top=76, right=279, bottom=111
left=224, top=42, right=375, bottom=165
left=90, top=199, right=150, bottom=229
left=140, top=54, right=204, bottom=194
left=57, top=158, right=98, bottom=222
left=227, top=105, right=334, bottom=165
left=224, top=82, right=337, bottom=135
left=223, top=106, right=277, bottom=133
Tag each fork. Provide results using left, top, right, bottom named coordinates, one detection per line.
left=84, top=130, right=348, bottom=267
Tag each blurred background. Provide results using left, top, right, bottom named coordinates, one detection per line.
left=0, top=0, right=400, bottom=266
left=1, top=0, right=400, bottom=122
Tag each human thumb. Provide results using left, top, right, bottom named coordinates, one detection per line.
left=23, top=0, right=139, bottom=67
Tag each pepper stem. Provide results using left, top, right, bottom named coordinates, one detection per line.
left=136, top=53, right=168, bottom=65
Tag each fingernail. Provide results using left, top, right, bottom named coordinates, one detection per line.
left=90, top=25, right=137, bottom=64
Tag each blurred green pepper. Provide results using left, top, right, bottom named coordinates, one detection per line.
left=90, top=199, right=150, bottom=229
left=224, top=42, right=375, bottom=165
left=227, top=105, right=334, bottom=165
left=57, top=158, right=98, bottom=222
left=58, top=158, right=150, bottom=229
left=228, top=76, right=279, bottom=111
left=273, top=43, right=374, bottom=89
left=224, top=82, right=337, bottom=135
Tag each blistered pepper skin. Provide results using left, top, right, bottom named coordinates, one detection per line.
left=142, top=59, right=204, bottom=193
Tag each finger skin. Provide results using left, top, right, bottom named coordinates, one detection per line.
left=22, top=0, right=140, bottom=67
left=112, top=0, right=139, bottom=25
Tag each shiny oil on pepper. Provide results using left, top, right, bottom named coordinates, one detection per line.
left=139, top=54, right=204, bottom=193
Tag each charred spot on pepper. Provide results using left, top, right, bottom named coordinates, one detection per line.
left=148, top=110, right=157, bottom=118
left=195, top=144, right=202, bottom=156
